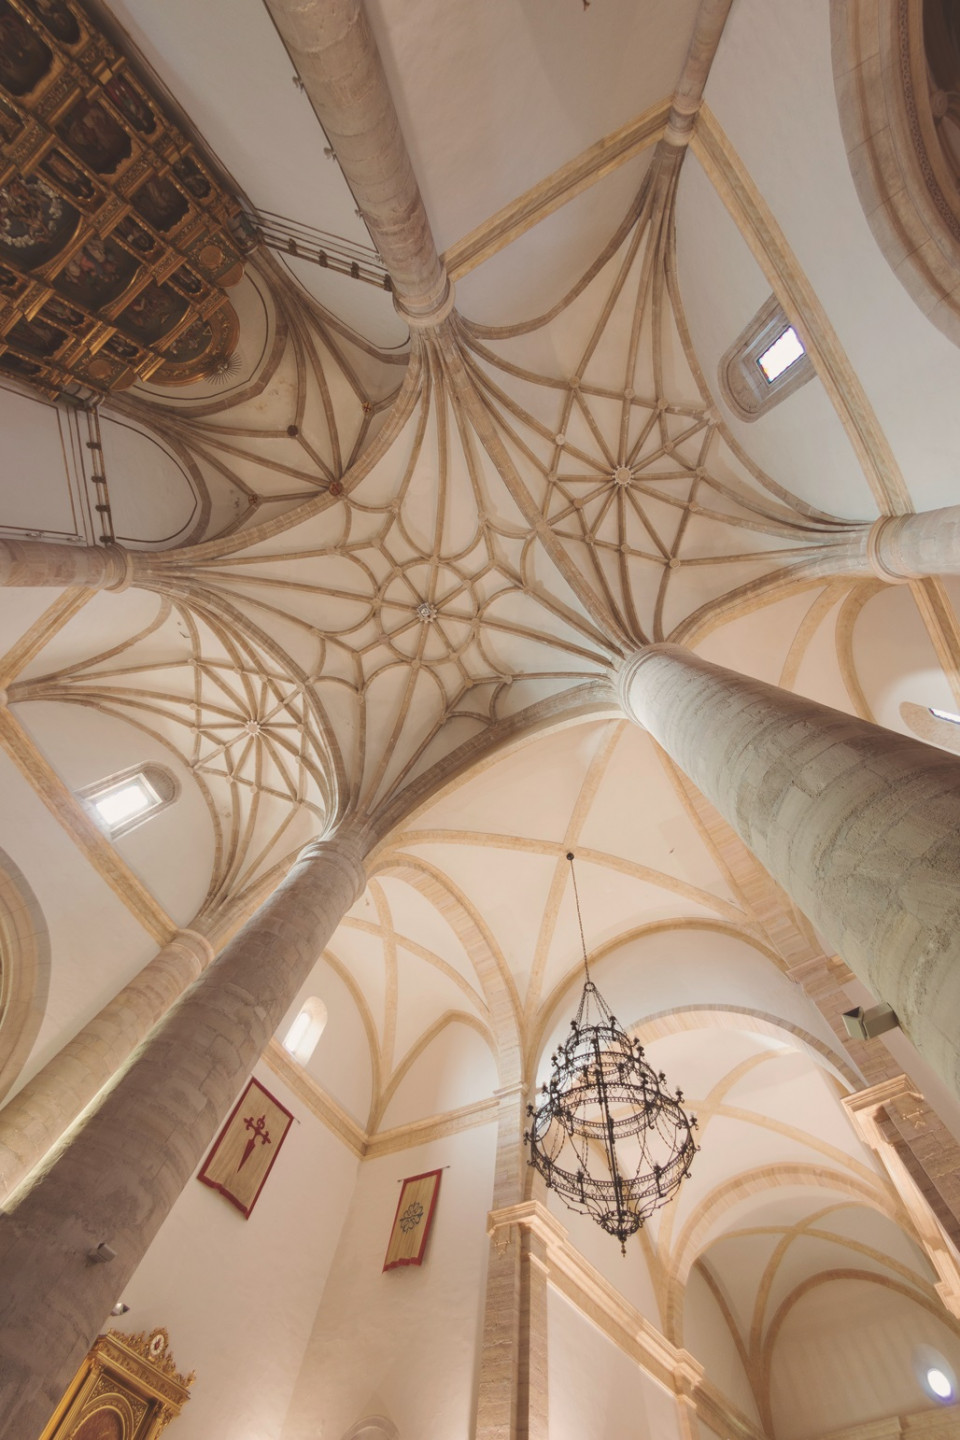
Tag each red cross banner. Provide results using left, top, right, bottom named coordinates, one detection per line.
left=198, top=1077, right=294, bottom=1219
left=383, top=1169, right=443, bottom=1271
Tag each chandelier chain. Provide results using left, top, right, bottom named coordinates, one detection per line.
left=566, top=850, right=591, bottom=981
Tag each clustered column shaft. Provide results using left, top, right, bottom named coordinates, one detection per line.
left=620, top=644, right=960, bottom=1101
left=264, top=0, right=451, bottom=323
left=0, top=833, right=365, bottom=1440
left=0, top=540, right=131, bottom=591
left=0, top=927, right=213, bottom=1204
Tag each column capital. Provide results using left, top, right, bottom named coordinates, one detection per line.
left=0, top=540, right=133, bottom=591
left=617, top=644, right=684, bottom=722
left=297, top=830, right=367, bottom=907
left=169, top=927, right=215, bottom=972
left=394, top=271, right=456, bottom=328
left=866, top=515, right=914, bottom=583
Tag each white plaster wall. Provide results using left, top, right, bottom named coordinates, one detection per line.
left=0, top=383, right=89, bottom=542
left=547, top=1288, right=684, bottom=1440
left=0, top=749, right=158, bottom=1092
left=675, top=153, right=874, bottom=520
left=683, top=1264, right=761, bottom=1424
left=17, top=699, right=215, bottom=929
left=544, top=1195, right=662, bottom=1327
left=768, top=1279, right=960, bottom=1439
left=280, top=1124, right=496, bottom=1440
left=701, top=0, right=960, bottom=515
left=112, top=1062, right=360, bottom=1440
left=536, top=927, right=849, bottom=1088
left=379, top=1022, right=499, bottom=1129
left=100, top=417, right=201, bottom=547
left=279, top=956, right=374, bottom=1128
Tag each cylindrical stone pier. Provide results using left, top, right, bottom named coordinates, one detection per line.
left=0, top=540, right=132, bottom=590
left=0, top=928, right=214, bottom=1203
left=265, top=0, right=451, bottom=323
left=0, top=832, right=366, bottom=1439
left=867, top=507, right=960, bottom=582
left=619, top=645, right=960, bottom=1100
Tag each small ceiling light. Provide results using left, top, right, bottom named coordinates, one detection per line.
left=757, top=326, right=804, bottom=383
left=927, top=1367, right=953, bottom=1401
left=110, top=1302, right=130, bottom=1317
left=525, top=853, right=698, bottom=1253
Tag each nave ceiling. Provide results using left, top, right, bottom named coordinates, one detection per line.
left=4, top=1, right=960, bottom=1437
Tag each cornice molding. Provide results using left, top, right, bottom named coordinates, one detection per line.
left=261, top=1039, right=501, bottom=1161
left=486, top=1200, right=768, bottom=1440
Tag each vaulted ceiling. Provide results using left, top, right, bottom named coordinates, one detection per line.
left=4, top=2, right=960, bottom=1434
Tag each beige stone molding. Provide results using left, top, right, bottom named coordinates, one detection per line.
left=487, top=1201, right=768, bottom=1440
left=0, top=847, right=49, bottom=1108
left=264, top=0, right=450, bottom=323
left=262, top=1038, right=500, bottom=1161
left=0, top=590, right=95, bottom=690
left=818, top=1407, right=960, bottom=1440
left=0, top=926, right=215, bottom=1205
left=845, top=1077, right=960, bottom=1318
left=692, top=105, right=913, bottom=516
left=442, top=102, right=670, bottom=281
left=0, top=707, right=176, bottom=946
left=832, top=0, right=960, bottom=351
left=663, top=0, right=735, bottom=149
left=262, top=1040, right=366, bottom=1158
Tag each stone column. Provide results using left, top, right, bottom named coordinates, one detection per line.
left=663, top=0, right=735, bottom=148
left=265, top=0, right=452, bottom=324
left=0, top=928, right=214, bottom=1203
left=619, top=644, right=960, bottom=1101
left=866, top=507, right=960, bottom=582
left=475, top=1084, right=549, bottom=1440
left=793, top=504, right=960, bottom=582
left=0, top=831, right=366, bottom=1439
left=0, top=540, right=132, bottom=590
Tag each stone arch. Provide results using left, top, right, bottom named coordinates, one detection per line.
left=663, top=1163, right=902, bottom=1344
left=832, top=0, right=960, bottom=346
left=341, top=1418, right=399, bottom=1440
left=0, top=846, right=50, bottom=1104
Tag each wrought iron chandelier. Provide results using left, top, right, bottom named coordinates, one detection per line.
left=525, top=854, right=698, bottom=1253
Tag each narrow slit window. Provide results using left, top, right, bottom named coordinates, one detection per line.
left=930, top=707, right=960, bottom=724
left=282, top=996, right=327, bottom=1065
left=80, top=763, right=179, bottom=838
left=94, top=775, right=160, bottom=829
left=757, top=326, right=805, bottom=382
left=719, top=297, right=814, bottom=420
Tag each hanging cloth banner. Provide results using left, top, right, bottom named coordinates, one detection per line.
left=383, top=1168, right=443, bottom=1271
left=198, top=1076, right=294, bottom=1219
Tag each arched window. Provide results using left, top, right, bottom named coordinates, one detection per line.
left=80, top=763, right=179, bottom=839
left=719, top=296, right=813, bottom=421
left=282, top=996, right=327, bottom=1065
left=901, top=700, right=960, bottom=755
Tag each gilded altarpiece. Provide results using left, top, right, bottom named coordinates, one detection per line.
left=39, top=1327, right=194, bottom=1440
left=0, top=0, right=254, bottom=398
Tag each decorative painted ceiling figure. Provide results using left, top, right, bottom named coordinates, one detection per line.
left=56, top=234, right=136, bottom=307
left=0, top=1, right=52, bottom=95
left=20, top=0, right=79, bottom=45
left=132, top=174, right=188, bottom=233
left=0, top=174, right=77, bottom=265
left=104, top=72, right=156, bottom=135
left=57, top=99, right=131, bottom=174
left=40, top=150, right=98, bottom=206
